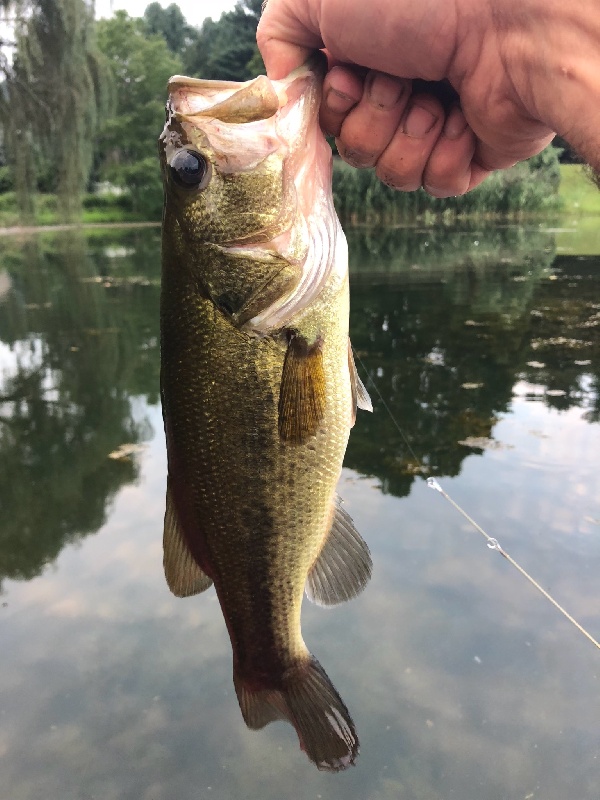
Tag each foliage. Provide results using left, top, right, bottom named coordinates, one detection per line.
left=183, top=0, right=263, bottom=81
left=553, top=134, right=582, bottom=164
left=95, top=11, right=182, bottom=218
left=143, top=1, right=196, bottom=55
left=332, top=147, right=563, bottom=225
left=0, top=166, right=13, bottom=192
left=111, top=158, right=164, bottom=219
left=2, top=0, right=112, bottom=221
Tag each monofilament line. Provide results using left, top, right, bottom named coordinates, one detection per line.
left=352, top=347, right=600, bottom=653
left=426, top=477, right=600, bottom=652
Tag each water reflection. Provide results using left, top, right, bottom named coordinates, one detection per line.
left=346, top=227, right=599, bottom=496
left=0, top=229, right=162, bottom=588
left=0, top=224, right=599, bottom=799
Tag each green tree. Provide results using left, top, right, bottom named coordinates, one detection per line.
left=143, top=1, right=196, bottom=55
left=1, top=0, right=111, bottom=221
left=184, top=0, right=264, bottom=81
left=96, top=11, right=182, bottom=219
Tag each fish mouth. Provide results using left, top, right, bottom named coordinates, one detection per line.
left=166, top=52, right=326, bottom=126
left=163, top=59, right=327, bottom=251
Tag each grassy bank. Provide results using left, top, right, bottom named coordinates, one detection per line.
left=549, top=164, right=600, bottom=256
left=557, top=163, right=600, bottom=215
left=0, top=192, right=148, bottom=228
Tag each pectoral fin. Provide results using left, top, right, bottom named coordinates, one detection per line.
left=278, top=334, right=326, bottom=444
left=305, top=495, right=372, bottom=606
left=163, top=485, right=213, bottom=597
left=348, top=340, right=373, bottom=426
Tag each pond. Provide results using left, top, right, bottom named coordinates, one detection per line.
left=0, top=221, right=599, bottom=800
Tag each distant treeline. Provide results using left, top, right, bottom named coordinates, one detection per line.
left=0, top=0, right=564, bottom=225
left=0, top=0, right=263, bottom=223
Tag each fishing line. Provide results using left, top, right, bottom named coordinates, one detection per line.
left=352, top=346, right=600, bottom=653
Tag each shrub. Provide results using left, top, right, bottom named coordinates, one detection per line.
left=332, top=146, right=562, bottom=225
left=0, top=167, right=13, bottom=193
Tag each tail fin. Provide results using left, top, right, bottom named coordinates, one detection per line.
left=234, top=656, right=358, bottom=771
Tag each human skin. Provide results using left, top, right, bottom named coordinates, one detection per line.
left=257, top=0, right=600, bottom=197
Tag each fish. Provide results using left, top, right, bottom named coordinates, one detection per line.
left=158, top=55, right=373, bottom=772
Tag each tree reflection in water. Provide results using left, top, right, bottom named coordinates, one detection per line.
left=345, top=226, right=599, bottom=495
left=0, top=229, right=162, bottom=588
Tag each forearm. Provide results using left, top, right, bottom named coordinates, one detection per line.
left=492, top=0, right=600, bottom=169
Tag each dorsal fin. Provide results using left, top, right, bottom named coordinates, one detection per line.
left=305, top=495, right=372, bottom=606
left=163, top=484, right=213, bottom=597
left=348, top=339, right=373, bottom=426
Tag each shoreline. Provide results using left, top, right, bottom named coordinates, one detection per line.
left=0, top=221, right=161, bottom=238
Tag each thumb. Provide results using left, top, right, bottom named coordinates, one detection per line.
left=257, top=37, right=314, bottom=80
left=257, top=0, right=324, bottom=80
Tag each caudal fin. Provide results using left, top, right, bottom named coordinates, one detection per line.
left=234, top=656, right=358, bottom=771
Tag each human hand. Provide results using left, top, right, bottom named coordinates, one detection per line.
left=318, top=67, right=489, bottom=198
left=257, top=0, right=592, bottom=195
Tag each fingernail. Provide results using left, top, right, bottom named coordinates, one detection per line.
left=424, top=185, right=448, bottom=198
left=443, top=108, right=468, bottom=140
left=403, top=105, right=437, bottom=138
left=367, top=73, right=405, bottom=109
left=325, top=88, right=355, bottom=114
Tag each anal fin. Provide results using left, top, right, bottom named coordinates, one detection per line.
left=305, top=495, right=372, bottom=606
left=163, top=484, right=213, bottom=597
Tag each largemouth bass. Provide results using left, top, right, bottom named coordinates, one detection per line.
left=158, top=56, right=372, bottom=772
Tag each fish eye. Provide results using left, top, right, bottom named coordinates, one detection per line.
left=169, top=149, right=209, bottom=190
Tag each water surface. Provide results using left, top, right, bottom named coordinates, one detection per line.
left=1, top=224, right=599, bottom=800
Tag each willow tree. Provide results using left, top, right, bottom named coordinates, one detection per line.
left=2, top=0, right=112, bottom=221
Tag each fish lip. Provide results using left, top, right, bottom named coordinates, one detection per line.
left=167, top=75, right=242, bottom=92
left=166, top=53, right=326, bottom=96
left=165, top=53, right=327, bottom=123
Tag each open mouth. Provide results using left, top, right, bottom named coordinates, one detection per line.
left=162, top=56, right=342, bottom=333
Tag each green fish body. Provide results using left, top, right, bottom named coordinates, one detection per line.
left=158, top=57, right=372, bottom=771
